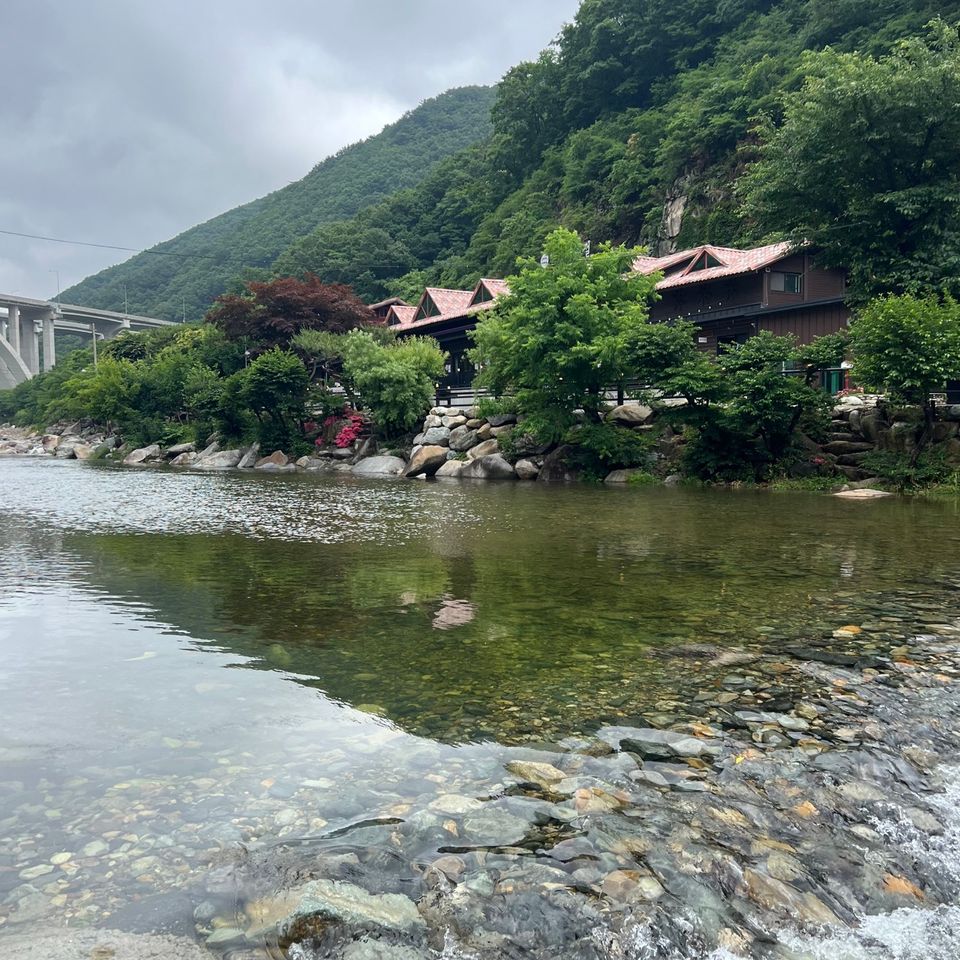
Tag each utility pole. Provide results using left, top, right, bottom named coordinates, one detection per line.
left=49, top=269, right=61, bottom=307
left=91, top=323, right=98, bottom=369
left=182, top=295, right=186, bottom=324
left=122, top=283, right=128, bottom=316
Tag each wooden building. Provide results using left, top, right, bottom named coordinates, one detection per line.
left=387, top=244, right=850, bottom=396
left=387, top=281, right=508, bottom=393
left=633, top=242, right=849, bottom=352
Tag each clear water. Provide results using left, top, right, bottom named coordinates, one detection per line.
left=1, top=457, right=960, bottom=955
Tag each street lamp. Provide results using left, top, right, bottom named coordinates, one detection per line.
left=49, top=269, right=61, bottom=307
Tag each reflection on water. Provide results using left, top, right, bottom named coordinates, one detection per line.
left=1, top=457, right=960, bottom=953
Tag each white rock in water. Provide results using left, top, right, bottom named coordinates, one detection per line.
left=833, top=488, right=894, bottom=500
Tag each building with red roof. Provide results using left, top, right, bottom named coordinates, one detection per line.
left=382, top=243, right=849, bottom=397
left=634, top=242, right=849, bottom=353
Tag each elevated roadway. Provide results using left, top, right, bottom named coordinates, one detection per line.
left=0, top=294, right=175, bottom=388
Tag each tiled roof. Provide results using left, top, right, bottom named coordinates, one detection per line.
left=422, top=287, right=475, bottom=317
left=386, top=304, right=416, bottom=326
left=393, top=298, right=500, bottom=333
left=634, top=242, right=794, bottom=290
left=476, top=278, right=510, bottom=300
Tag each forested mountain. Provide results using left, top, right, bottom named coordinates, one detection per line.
left=63, top=1, right=960, bottom=315
left=272, top=0, right=960, bottom=302
left=59, top=86, right=496, bottom=320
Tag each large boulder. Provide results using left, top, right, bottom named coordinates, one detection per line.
left=237, top=443, right=261, bottom=469
left=515, top=459, right=540, bottom=481
left=435, top=459, right=466, bottom=478
left=123, top=444, right=161, bottom=465
left=352, top=456, right=406, bottom=477
left=41, top=434, right=60, bottom=453
left=449, top=426, right=480, bottom=452
left=72, top=444, right=94, bottom=461
left=467, top=439, right=499, bottom=460
left=256, top=450, right=289, bottom=469
left=195, top=449, right=243, bottom=469
left=170, top=452, right=199, bottom=467
left=244, top=879, right=425, bottom=946
left=421, top=426, right=451, bottom=446
left=403, top=445, right=448, bottom=478
left=487, top=413, right=517, bottom=428
left=607, top=403, right=654, bottom=426
left=597, top=726, right=721, bottom=760
left=165, top=442, right=195, bottom=458
left=442, top=415, right=467, bottom=429
left=538, top=445, right=579, bottom=482
left=460, top=454, right=516, bottom=480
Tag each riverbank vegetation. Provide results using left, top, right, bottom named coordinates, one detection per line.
left=0, top=277, right=445, bottom=453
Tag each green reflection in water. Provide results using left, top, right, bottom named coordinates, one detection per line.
left=61, top=484, right=960, bottom=743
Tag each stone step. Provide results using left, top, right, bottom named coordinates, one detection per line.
left=822, top=440, right=875, bottom=455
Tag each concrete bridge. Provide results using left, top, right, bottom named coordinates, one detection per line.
left=0, top=295, right=175, bottom=388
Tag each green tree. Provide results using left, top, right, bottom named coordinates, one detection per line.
left=237, top=348, right=310, bottom=450
left=741, top=21, right=960, bottom=300
left=469, top=227, right=660, bottom=441
left=850, top=294, right=960, bottom=456
left=339, top=330, right=446, bottom=435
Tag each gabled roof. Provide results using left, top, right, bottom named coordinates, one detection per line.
left=416, top=287, right=475, bottom=319
left=369, top=296, right=409, bottom=312
left=634, top=242, right=794, bottom=290
left=385, top=304, right=416, bottom=326
left=392, top=281, right=512, bottom=333
left=470, top=278, right=510, bottom=305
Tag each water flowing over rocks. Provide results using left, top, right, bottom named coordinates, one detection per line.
left=158, top=586, right=960, bottom=960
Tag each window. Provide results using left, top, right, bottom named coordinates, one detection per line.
left=770, top=271, right=803, bottom=294
left=690, top=252, right=723, bottom=272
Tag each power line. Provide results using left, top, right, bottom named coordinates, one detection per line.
left=0, top=227, right=415, bottom=271
left=0, top=227, right=242, bottom=263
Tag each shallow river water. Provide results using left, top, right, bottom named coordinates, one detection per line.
left=2, top=458, right=960, bottom=959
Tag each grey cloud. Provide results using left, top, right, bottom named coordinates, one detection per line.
left=0, top=0, right=580, bottom=296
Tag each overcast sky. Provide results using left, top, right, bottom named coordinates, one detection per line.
left=0, top=0, right=579, bottom=298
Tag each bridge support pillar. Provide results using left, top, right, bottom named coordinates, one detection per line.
left=42, top=314, right=56, bottom=372
left=7, top=304, right=20, bottom=353
left=19, top=314, right=39, bottom=375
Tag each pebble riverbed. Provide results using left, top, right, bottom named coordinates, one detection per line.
left=2, top=454, right=960, bottom=958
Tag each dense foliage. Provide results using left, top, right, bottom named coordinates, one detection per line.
left=0, top=276, right=446, bottom=450
left=264, top=1, right=960, bottom=304
left=741, top=22, right=960, bottom=301
left=469, top=228, right=659, bottom=441
left=50, top=2, right=960, bottom=326
left=57, top=87, right=496, bottom=321
left=207, top=275, right=374, bottom=350
left=851, top=295, right=960, bottom=407
left=473, top=229, right=837, bottom=482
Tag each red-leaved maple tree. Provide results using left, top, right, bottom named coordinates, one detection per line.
left=206, top=275, right=377, bottom=348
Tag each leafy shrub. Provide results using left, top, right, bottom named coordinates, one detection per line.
left=861, top=449, right=952, bottom=492
left=567, top=422, right=655, bottom=480
left=339, top=330, right=445, bottom=436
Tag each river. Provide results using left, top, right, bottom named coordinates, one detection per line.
left=1, top=457, right=960, bottom=958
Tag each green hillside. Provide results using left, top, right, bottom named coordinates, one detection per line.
left=272, top=0, right=960, bottom=300
left=62, top=1, right=960, bottom=317
left=59, top=86, right=496, bottom=320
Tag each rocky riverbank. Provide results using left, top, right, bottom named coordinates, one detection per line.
left=7, top=576, right=960, bottom=958
left=192, top=585, right=960, bottom=959
left=5, top=392, right=960, bottom=487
